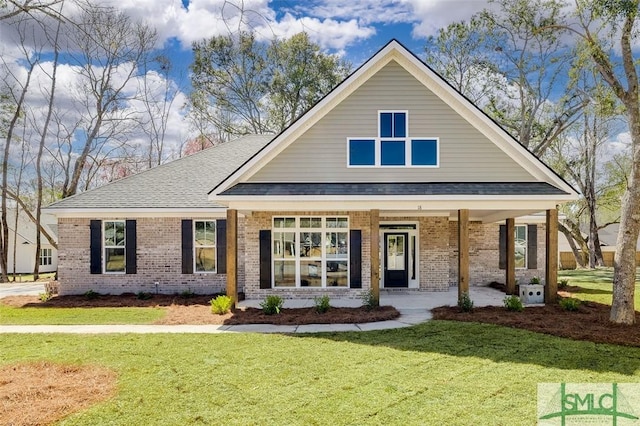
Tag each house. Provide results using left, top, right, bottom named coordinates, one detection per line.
left=45, top=40, right=579, bottom=303
left=559, top=224, right=640, bottom=269
left=5, top=208, right=58, bottom=275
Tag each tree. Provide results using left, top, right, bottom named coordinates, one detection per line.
left=190, top=31, right=351, bottom=139
left=0, top=0, right=64, bottom=21
left=557, top=0, right=640, bottom=324
left=266, top=33, right=350, bottom=132
left=60, top=3, right=157, bottom=198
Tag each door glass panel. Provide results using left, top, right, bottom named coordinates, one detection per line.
left=300, top=260, right=322, bottom=287
left=300, top=232, right=321, bottom=258
left=387, top=235, right=405, bottom=271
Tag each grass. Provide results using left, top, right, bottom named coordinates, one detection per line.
left=0, top=305, right=165, bottom=325
left=559, top=267, right=640, bottom=310
left=4, top=272, right=56, bottom=282
left=2, top=322, right=640, bottom=425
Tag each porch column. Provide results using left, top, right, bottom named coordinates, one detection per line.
left=226, top=209, right=238, bottom=307
left=458, top=209, right=469, bottom=299
left=370, top=209, right=380, bottom=305
left=545, top=208, right=558, bottom=303
left=506, top=218, right=516, bottom=295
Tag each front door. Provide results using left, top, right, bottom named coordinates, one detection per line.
left=384, top=233, right=409, bottom=287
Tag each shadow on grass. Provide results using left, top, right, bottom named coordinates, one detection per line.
left=294, top=321, right=640, bottom=376
left=564, top=285, right=612, bottom=295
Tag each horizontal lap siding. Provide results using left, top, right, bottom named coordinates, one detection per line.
left=249, top=61, right=532, bottom=183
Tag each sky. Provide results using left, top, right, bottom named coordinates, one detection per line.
left=0, top=0, right=494, bottom=161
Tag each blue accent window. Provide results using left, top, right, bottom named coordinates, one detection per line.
left=379, top=112, right=406, bottom=137
left=380, top=113, right=393, bottom=137
left=349, top=139, right=375, bottom=166
left=411, top=139, right=438, bottom=166
left=381, top=141, right=405, bottom=166
left=394, top=113, right=406, bottom=137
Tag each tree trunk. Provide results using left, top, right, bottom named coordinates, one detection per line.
left=610, top=102, right=640, bottom=325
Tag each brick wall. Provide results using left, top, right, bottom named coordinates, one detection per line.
left=57, top=217, right=232, bottom=295
left=449, top=222, right=547, bottom=286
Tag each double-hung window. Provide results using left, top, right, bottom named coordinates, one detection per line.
left=103, top=220, right=125, bottom=273
left=194, top=220, right=216, bottom=272
left=348, top=111, right=438, bottom=167
left=39, top=248, right=52, bottom=266
left=273, top=217, right=349, bottom=288
left=514, top=225, right=527, bottom=269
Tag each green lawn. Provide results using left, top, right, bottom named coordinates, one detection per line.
left=559, top=267, right=640, bottom=310
left=3, top=322, right=639, bottom=425
left=0, top=305, right=165, bottom=325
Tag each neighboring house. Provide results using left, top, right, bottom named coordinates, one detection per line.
left=559, top=224, right=640, bottom=269
left=45, top=40, right=579, bottom=301
left=6, top=208, right=58, bottom=274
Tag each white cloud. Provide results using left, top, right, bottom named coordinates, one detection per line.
left=257, top=13, right=375, bottom=50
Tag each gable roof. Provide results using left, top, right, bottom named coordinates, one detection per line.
left=46, top=134, right=272, bottom=214
left=209, top=39, right=579, bottom=200
left=6, top=208, right=58, bottom=244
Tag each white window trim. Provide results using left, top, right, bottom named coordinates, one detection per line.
left=515, top=224, right=528, bottom=270
left=39, top=248, right=52, bottom=266
left=346, top=110, right=440, bottom=168
left=194, top=219, right=217, bottom=274
left=272, top=216, right=350, bottom=289
left=103, top=220, right=126, bottom=274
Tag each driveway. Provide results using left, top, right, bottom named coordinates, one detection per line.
left=0, top=282, right=45, bottom=297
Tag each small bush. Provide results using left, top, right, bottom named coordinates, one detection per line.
left=38, top=292, right=52, bottom=302
left=558, top=279, right=569, bottom=289
left=457, top=292, right=474, bottom=312
left=361, top=290, right=379, bottom=310
left=260, top=295, right=284, bottom=315
left=559, top=297, right=581, bottom=311
left=84, top=290, right=99, bottom=300
left=503, top=295, right=524, bottom=312
left=210, top=295, right=233, bottom=315
left=529, top=276, right=541, bottom=285
left=314, top=295, right=331, bottom=314
left=179, top=289, right=196, bottom=299
left=136, top=292, right=153, bottom=300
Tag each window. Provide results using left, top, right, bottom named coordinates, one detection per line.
left=194, top=220, right=216, bottom=272
left=515, top=225, right=527, bottom=269
left=39, top=248, right=52, bottom=266
left=273, top=217, right=349, bottom=288
left=347, top=111, right=439, bottom=167
left=103, top=220, right=125, bottom=273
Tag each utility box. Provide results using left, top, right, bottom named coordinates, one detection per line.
left=520, top=284, right=544, bottom=304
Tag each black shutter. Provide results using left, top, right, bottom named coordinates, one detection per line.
left=527, top=224, right=537, bottom=269
left=90, top=220, right=102, bottom=274
left=216, top=219, right=227, bottom=274
left=182, top=219, right=193, bottom=274
left=349, top=230, right=362, bottom=288
left=259, top=230, right=271, bottom=289
left=499, top=224, right=506, bottom=270
left=125, top=220, right=137, bottom=274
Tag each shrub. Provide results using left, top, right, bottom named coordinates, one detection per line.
left=260, top=295, right=284, bottom=315
left=210, top=295, right=233, bottom=315
left=38, top=292, right=52, bottom=302
left=136, top=292, right=153, bottom=300
left=314, top=295, right=331, bottom=314
left=503, top=295, right=524, bottom=312
left=559, top=297, right=581, bottom=312
left=558, top=279, right=569, bottom=289
left=457, top=292, right=474, bottom=312
left=179, top=289, right=196, bottom=299
left=84, top=290, right=99, bottom=300
left=529, top=276, right=541, bottom=285
left=361, top=290, right=379, bottom=310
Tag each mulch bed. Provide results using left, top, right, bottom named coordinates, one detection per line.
left=0, top=361, right=116, bottom=426
left=1, top=294, right=400, bottom=326
left=432, top=299, right=640, bottom=348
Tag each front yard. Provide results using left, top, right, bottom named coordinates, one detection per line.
left=3, top=321, right=640, bottom=425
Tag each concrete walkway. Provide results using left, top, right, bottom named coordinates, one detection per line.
left=0, top=286, right=505, bottom=334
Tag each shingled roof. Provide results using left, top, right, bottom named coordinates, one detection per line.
left=46, top=134, right=272, bottom=210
